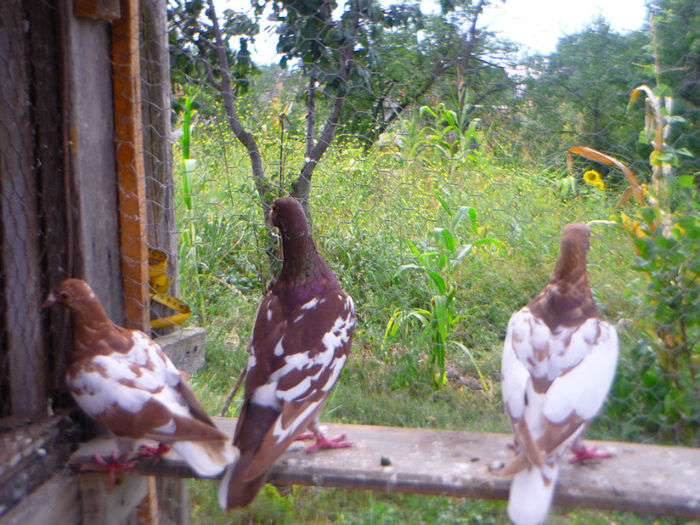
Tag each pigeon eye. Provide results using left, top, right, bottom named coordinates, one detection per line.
left=59, top=291, right=70, bottom=300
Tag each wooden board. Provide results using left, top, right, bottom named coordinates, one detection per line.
left=156, top=327, right=206, bottom=375
left=0, top=470, right=80, bottom=525
left=112, top=0, right=150, bottom=331
left=61, top=0, right=124, bottom=324
left=0, top=0, right=46, bottom=416
left=69, top=419, right=700, bottom=519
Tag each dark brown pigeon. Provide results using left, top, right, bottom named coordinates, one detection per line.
left=500, top=223, right=618, bottom=525
left=218, top=197, right=355, bottom=510
left=43, top=279, right=238, bottom=484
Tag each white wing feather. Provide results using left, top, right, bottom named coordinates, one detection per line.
left=544, top=320, right=618, bottom=423
left=70, top=332, right=190, bottom=422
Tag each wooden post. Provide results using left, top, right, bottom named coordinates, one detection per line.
left=112, top=0, right=149, bottom=331
left=140, top=0, right=179, bottom=335
left=0, top=0, right=47, bottom=416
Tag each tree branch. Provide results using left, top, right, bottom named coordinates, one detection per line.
left=305, top=69, right=317, bottom=159
left=291, top=8, right=358, bottom=216
left=368, top=0, right=487, bottom=144
left=205, top=0, right=273, bottom=217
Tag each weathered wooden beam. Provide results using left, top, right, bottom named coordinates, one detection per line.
left=0, top=413, right=76, bottom=517
left=79, top=472, right=148, bottom=525
left=74, top=0, right=121, bottom=21
left=69, top=419, right=700, bottom=519
left=156, top=327, right=206, bottom=375
left=112, top=0, right=149, bottom=331
left=0, top=0, right=46, bottom=417
left=0, top=470, right=80, bottom=525
left=140, top=0, right=179, bottom=334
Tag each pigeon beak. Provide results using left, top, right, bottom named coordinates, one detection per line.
left=42, top=292, right=58, bottom=308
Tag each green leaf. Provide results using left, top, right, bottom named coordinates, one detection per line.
left=426, top=270, right=446, bottom=294
left=453, top=244, right=473, bottom=264
left=407, top=239, right=421, bottom=256
left=434, top=191, right=453, bottom=216
left=433, top=227, right=455, bottom=251
left=452, top=341, right=489, bottom=393
left=473, top=237, right=503, bottom=248
left=407, top=310, right=430, bottom=326
left=675, top=147, right=695, bottom=158
left=678, top=175, right=695, bottom=187
left=419, top=105, right=437, bottom=119
left=467, top=207, right=477, bottom=228
left=433, top=294, right=449, bottom=343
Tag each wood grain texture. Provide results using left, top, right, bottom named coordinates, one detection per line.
left=0, top=0, right=46, bottom=416
left=79, top=472, right=148, bottom=525
left=112, top=0, right=149, bottom=331
left=73, top=0, right=121, bottom=21
left=70, top=419, right=700, bottom=519
left=0, top=470, right=80, bottom=525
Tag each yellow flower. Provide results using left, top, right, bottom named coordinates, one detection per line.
left=595, top=181, right=605, bottom=191
left=583, top=170, right=601, bottom=185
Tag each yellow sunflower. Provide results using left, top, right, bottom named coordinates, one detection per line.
left=583, top=170, right=602, bottom=185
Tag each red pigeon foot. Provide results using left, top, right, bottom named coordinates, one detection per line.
left=305, top=431, right=353, bottom=453
left=569, top=443, right=613, bottom=463
left=137, top=442, right=172, bottom=463
left=92, top=451, right=136, bottom=488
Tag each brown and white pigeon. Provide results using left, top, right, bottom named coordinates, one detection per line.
left=43, top=279, right=238, bottom=482
left=218, top=196, right=355, bottom=510
left=500, top=223, right=618, bottom=525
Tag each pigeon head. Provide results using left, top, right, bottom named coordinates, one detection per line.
left=269, top=197, right=339, bottom=298
left=43, top=278, right=103, bottom=316
left=270, top=197, right=309, bottom=239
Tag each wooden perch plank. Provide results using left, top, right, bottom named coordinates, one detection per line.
left=68, top=419, right=700, bottom=519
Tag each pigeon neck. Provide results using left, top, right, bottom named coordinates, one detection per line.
left=70, top=305, right=114, bottom=360
left=278, top=230, right=335, bottom=289
left=531, top=249, right=598, bottom=330
left=551, top=243, right=589, bottom=288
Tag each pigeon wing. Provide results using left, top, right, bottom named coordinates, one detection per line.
left=237, top=290, right=355, bottom=482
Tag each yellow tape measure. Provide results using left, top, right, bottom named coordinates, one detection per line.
left=149, top=249, right=191, bottom=329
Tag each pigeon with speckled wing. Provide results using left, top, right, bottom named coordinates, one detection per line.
left=218, top=197, right=355, bottom=510
left=43, top=279, right=238, bottom=483
left=499, top=223, right=618, bottom=525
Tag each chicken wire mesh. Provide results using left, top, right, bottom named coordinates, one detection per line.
left=162, top=0, right=698, bottom=519
left=0, top=0, right=698, bottom=522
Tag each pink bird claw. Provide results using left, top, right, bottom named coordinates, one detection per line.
left=305, top=432, right=353, bottom=453
left=295, top=432, right=315, bottom=441
left=137, top=442, right=171, bottom=463
left=92, top=451, right=136, bottom=487
left=569, top=443, right=613, bottom=464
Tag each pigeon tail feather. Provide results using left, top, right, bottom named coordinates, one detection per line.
left=217, top=454, right=268, bottom=509
left=172, top=440, right=238, bottom=477
left=507, top=464, right=559, bottom=525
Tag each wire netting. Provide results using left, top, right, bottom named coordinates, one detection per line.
left=0, top=0, right=697, bottom=522
left=164, top=0, right=698, bottom=520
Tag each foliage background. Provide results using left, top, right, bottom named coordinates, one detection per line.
left=161, top=0, right=698, bottom=522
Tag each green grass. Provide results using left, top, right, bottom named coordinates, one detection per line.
left=172, top=111, right=692, bottom=523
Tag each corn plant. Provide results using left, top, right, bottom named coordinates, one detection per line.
left=568, top=82, right=698, bottom=444
left=384, top=193, right=499, bottom=389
